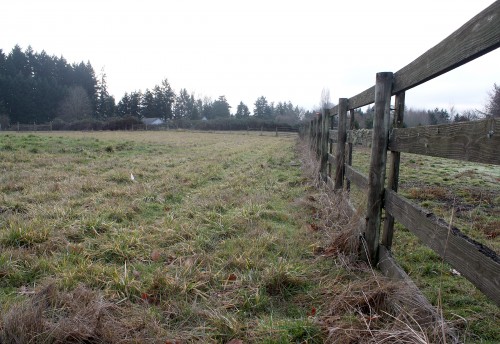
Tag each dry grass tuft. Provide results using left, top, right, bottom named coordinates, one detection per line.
left=3, top=283, right=118, bottom=343
left=1, top=282, right=172, bottom=344
left=297, top=138, right=460, bottom=344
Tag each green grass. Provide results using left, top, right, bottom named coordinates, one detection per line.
left=0, top=131, right=329, bottom=342
left=0, top=131, right=497, bottom=343
left=348, top=145, right=500, bottom=342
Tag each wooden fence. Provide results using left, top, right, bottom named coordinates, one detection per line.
left=305, top=1, right=500, bottom=306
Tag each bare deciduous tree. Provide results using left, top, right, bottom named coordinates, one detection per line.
left=320, top=88, right=333, bottom=110
left=486, top=83, right=500, bottom=117
left=57, top=86, right=92, bottom=121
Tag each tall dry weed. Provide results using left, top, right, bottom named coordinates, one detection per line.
left=296, top=137, right=460, bottom=344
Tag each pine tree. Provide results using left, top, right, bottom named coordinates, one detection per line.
left=212, top=96, right=231, bottom=118
left=117, top=93, right=131, bottom=116
left=235, top=101, right=250, bottom=118
left=253, top=96, right=272, bottom=118
left=129, top=91, right=142, bottom=117
left=141, top=89, right=155, bottom=118
left=96, top=69, right=115, bottom=119
left=173, top=88, right=191, bottom=119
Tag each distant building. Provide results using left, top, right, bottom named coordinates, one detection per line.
left=142, top=118, right=165, bottom=126
left=201, top=116, right=208, bottom=121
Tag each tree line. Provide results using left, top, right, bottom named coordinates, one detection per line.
left=338, top=87, right=500, bottom=130
left=0, top=45, right=305, bottom=127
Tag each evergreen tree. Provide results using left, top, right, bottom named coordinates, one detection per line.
left=427, top=108, right=449, bottom=125
left=129, top=91, right=142, bottom=117
left=141, top=89, right=155, bottom=118
left=6, top=45, right=30, bottom=77
left=253, top=96, right=272, bottom=118
left=187, top=94, right=199, bottom=120
left=211, top=95, right=231, bottom=118
left=156, top=79, right=175, bottom=120
left=201, top=97, right=213, bottom=119
left=117, top=92, right=131, bottom=116
left=194, top=98, right=203, bottom=120
left=235, top=101, right=250, bottom=118
left=96, top=70, right=115, bottom=119
left=173, top=88, right=191, bottom=119
left=0, top=45, right=99, bottom=124
left=73, top=61, right=98, bottom=114
left=0, top=49, right=6, bottom=75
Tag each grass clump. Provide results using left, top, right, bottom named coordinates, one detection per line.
left=0, top=131, right=497, bottom=343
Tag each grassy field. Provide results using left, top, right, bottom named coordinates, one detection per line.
left=349, top=145, right=500, bottom=341
left=0, top=131, right=498, bottom=343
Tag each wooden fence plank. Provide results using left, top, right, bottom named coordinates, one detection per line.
left=384, top=190, right=500, bottom=306
left=389, top=118, right=500, bottom=165
left=393, top=2, right=500, bottom=93
left=345, top=165, right=368, bottom=190
left=329, top=104, right=339, bottom=116
left=348, top=86, right=375, bottom=110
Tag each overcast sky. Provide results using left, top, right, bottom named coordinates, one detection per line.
left=2, top=0, right=499, bottom=113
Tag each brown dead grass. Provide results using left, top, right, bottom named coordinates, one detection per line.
left=1, top=283, right=168, bottom=344
left=297, top=139, right=459, bottom=344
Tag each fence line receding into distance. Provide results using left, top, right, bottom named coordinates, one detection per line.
left=304, top=1, right=500, bottom=306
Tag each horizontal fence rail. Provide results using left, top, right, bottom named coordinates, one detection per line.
left=389, top=118, right=500, bottom=164
left=305, top=1, right=500, bottom=306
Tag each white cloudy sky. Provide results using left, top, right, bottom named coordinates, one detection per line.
left=1, top=0, right=499, bottom=113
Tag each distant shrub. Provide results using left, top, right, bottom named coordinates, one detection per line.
left=171, top=117, right=300, bottom=132
left=52, top=118, right=103, bottom=131
left=102, top=116, right=143, bottom=131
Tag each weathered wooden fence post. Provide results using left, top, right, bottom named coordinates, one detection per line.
left=315, top=114, right=321, bottom=158
left=327, top=111, right=334, bottom=180
left=334, top=98, right=348, bottom=190
left=319, top=109, right=330, bottom=181
left=381, top=91, right=405, bottom=250
left=364, top=72, right=393, bottom=263
left=346, top=109, right=355, bottom=192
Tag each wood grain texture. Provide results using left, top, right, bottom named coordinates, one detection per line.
left=393, top=2, right=500, bottom=93
left=345, top=165, right=369, bottom=190
left=364, top=72, right=393, bottom=263
left=334, top=99, right=348, bottom=190
left=320, top=110, right=330, bottom=181
left=348, top=86, right=375, bottom=110
left=329, top=104, right=339, bottom=116
left=382, top=92, right=406, bottom=249
left=389, top=118, right=500, bottom=165
left=384, top=190, right=500, bottom=306
left=347, top=109, right=355, bottom=192
left=315, top=116, right=321, bottom=158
